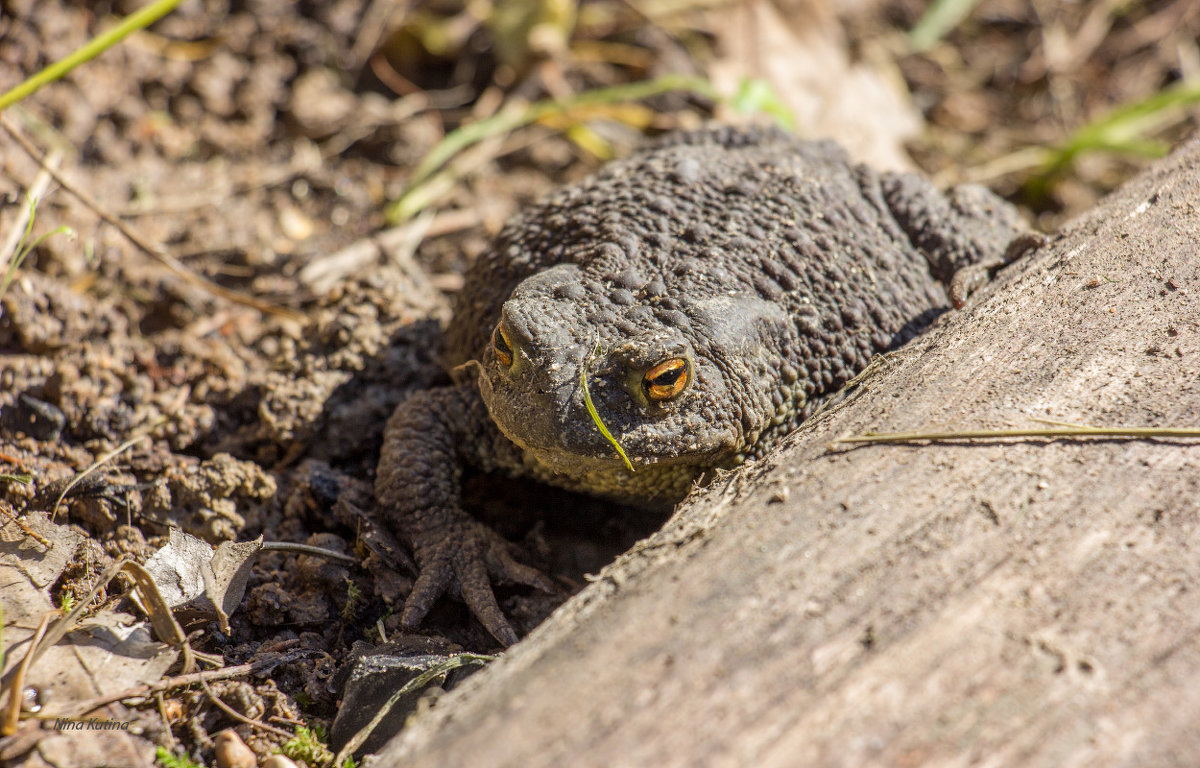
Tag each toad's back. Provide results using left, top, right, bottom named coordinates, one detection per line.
left=443, top=126, right=1022, bottom=478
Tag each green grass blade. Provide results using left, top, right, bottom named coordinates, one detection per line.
left=909, top=0, right=982, bottom=52
left=581, top=343, right=634, bottom=472
left=1021, top=77, right=1200, bottom=189
left=386, top=73, right=720, bottom=224
left=1, top=192, right=74, bottom=297
left=1060, top=78, right=1200, bottom=159
left=729, top=77, right=796, bottom=132
left=0, top=0, right=184, bottom=112
left=1, top=223, right=73, bottom=295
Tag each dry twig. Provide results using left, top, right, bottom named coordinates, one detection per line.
left=0, top=116, right=303, bottom=321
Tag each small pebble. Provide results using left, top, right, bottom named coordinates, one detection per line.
left=214, top=729, right=257, bottom=768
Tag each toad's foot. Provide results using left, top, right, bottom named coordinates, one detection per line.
left=949, top=231, right=1048, bottom=308
left=402, top=513, right=556, bottom=646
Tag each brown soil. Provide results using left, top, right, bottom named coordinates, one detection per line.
left=0, top=1, right=1196, bottom=764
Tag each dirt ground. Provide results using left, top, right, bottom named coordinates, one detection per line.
left=0, top=1, right=1197, bottom=765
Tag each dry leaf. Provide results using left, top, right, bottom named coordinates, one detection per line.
left=141, top=528, right=263, bottom=633
left=0, top=517, right=174, bottom=762
left=706, top=0, right=920, bottom=171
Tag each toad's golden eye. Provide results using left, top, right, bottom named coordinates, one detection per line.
left=492, top=325, right=513, bottom=367
left=643, top=358, right=689, bottom=401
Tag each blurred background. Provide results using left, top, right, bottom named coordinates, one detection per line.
left=3, top=0, right=1199, bottom=266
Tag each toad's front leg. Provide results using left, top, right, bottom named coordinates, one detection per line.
left=374, top=383, right=555, bottom=646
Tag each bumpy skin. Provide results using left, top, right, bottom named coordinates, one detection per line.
left=375, top=126, right=1028, bottom=644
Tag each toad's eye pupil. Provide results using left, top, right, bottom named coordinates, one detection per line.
left=643, top=358, right=689, bottom=401
left=650, top=367, right=682, bottom=387
left=492, top=325, right=513, bottom=367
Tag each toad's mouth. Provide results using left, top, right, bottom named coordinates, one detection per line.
left=484, top=392, right=644, bottom=473
left=482, top=388, right=728, bottom=478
